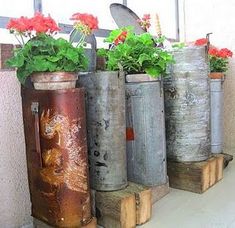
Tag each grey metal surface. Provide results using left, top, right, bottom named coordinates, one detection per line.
left=126, top=77, right=167, bottom=186
left=126, top=73, right=159, bottom=82
left=110, top=3, right=146, bottom=34
left=78, top=71, right=127, bottom=191
left=164, top=46, right=210, bottom=162
left=211, top=78, right=224, bottom=154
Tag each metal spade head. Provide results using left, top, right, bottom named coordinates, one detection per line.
left=110, top=3, right=146, bottom=34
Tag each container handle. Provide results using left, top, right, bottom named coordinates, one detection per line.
left=31, top=102, right=43, bottom=168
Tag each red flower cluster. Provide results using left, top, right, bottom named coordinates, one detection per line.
left=7, top=16, right=32, bottom=33
left=70, top=13, right=98, bottom=33
left=6, top=12, right=60, bottom=34
left=137, top=14, right=151, bottom=30
left=194, top=38, right=208, bottom=46
left=30, top=13, right=60, bottom=33
left=114, top=31, right=128, bottom=45
left=209, top=47, right=233, bottom=58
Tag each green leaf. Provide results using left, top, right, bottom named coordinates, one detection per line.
left=145, top=67, right=161, bottom=77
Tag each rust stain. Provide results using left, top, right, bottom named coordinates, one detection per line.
left=40, top=109, right=88, bottom=193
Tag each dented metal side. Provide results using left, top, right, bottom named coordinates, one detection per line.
left=164, top=46, right=210, bottom=162
left=21, top=87, right=91, bottom=227
left=78, top=71, right=127, bottom=191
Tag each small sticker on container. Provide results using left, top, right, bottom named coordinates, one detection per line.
left=126, top=127, right=135, bottom=141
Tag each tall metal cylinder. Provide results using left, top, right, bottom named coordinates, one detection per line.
left=126, top=74, right=167, bottom=186
left=210, top=78, right=224, bottom=154
left=164, top=46, right=210, bottom=162
left=21, top=87, right=91, bottom=227
left=78, top=71, right=127, bottom=191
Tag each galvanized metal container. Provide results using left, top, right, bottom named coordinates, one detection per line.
left=210, top=78, right=224, bottom=154
left=78, top=71, right=127, bottom=191
left=21, top=87, right=92, bottom=227
left=126, top=74, right=167, bottom=186
left=164, top=46, right=210, bottom=162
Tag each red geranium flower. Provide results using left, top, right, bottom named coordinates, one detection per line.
left=7, top=16, right=32, bottom=33
left=218, top=48, right=233, bottom=58
left=71, top=13, right=98, bottom=34
left=114, top=31, right=128, bottom=45
left=208, top=47, right=219, bottom=56
left=137, top=14, right=151, bottom=30
left=194, top=38, right=208, bottom=46
left=31, top=12, right=60, bottom=34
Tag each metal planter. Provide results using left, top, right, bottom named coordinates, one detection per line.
left=210, top=78, right=224, bottom=154
left=164, top=46, right=210, bottom=162
left=126, top=74, right=167, bottom=186
left=21, top=87, right=91, bottom=227
left=78, top=71, right=127, bottom=191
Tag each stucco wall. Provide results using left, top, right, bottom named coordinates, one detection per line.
left=179, top=0, right=235, bottom=153
left=0, top=70, right=32, bottom=227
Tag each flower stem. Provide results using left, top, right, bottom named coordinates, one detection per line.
left=70, top=29, right=79, bottom=43
left=14, top=35, right=23, bottom=46
left=76, top=33, right=86, bottom=48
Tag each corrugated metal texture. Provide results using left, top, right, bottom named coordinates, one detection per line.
left=164, top=46, right=210, bottom=162
left=211, top=79, right=224, bottom=154
left=126, top=76, right=167, bottom=186
left=78, top=71, right=127, bottom=191
left=21, top=87, right=91, bottom=227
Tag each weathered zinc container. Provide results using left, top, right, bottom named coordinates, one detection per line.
left=78, top=71, right=127, bottom=191
left=210, top=78, right=224, bottom=154
left=164, top=46, right=210, bottom=162
left=126, top=74, right=167, bottom=186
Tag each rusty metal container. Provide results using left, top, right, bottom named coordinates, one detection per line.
left=78, top=71, right=127, bottom=191
left=31, top=72, right=78, bottom=90
left=126, top=74, right=167, bottom=186
left=21, top=87, right=91, bottom=227
left=164, top=46, right=210, bottom=162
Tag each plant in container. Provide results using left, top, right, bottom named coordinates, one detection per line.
left=97, top=26, right=174, bottom=78
left=96, top=23, right=174, bottom=186
left=6, top=12, right=98, bottom=89
left=194, top=38, right=233, bottom=79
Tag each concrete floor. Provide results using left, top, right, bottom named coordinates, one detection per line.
left=142, top=160, right=235, bottom=228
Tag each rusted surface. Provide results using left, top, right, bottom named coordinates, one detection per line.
left=21, top=87, right=91, bottom=227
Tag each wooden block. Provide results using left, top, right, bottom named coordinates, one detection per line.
left=208, top=157, right=217, bottom=187
left=215, top=154, right=224, bottom=181
left=222, top=153, right=233, bottom=169
left=82, top=217, right=97, bottom=228
left=168, top=159, right=210, bottom=194
left=151, top=180, right=170, bottom=204
left=168, top=156, right=224, bottom=194
left=125, top=182, right=152, bottom=225
left=96, top=188, right=136, bottom=228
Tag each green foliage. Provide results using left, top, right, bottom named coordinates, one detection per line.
left=98, top=28, right=174, bottom=77
left=6, top=34, right=88, bottom=84
left=209, top=56, right=229, bottom=72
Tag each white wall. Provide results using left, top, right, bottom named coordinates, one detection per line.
left=0, top=70, right=32, bottom=227
left=179, top=0, right=235, bottom=153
